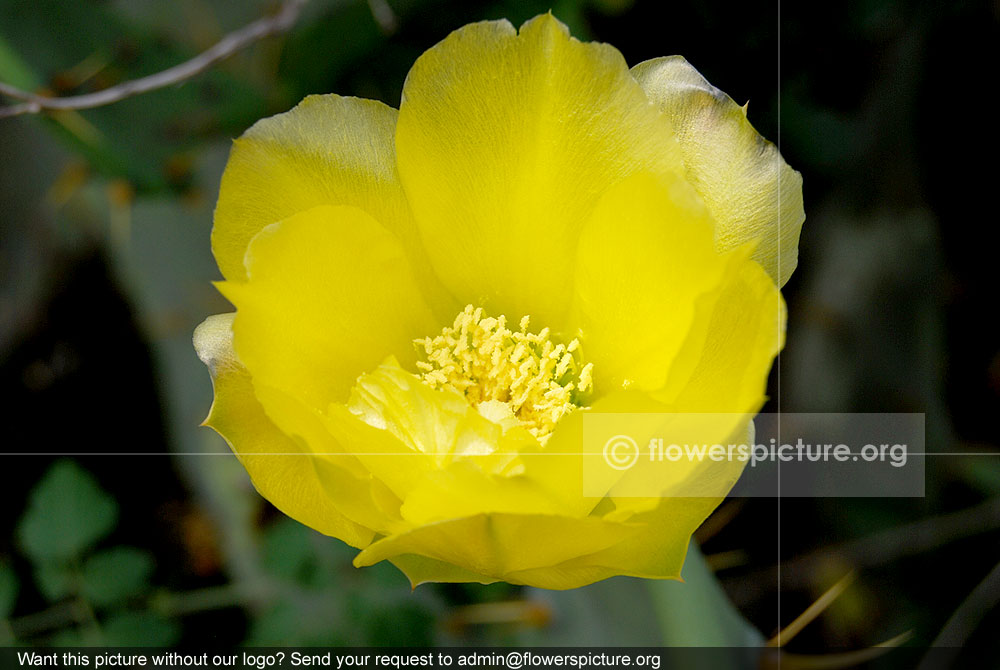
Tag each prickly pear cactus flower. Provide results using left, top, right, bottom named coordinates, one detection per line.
left=194, top=14, right=803, bottom=589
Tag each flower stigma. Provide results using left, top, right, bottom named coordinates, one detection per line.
left=415, top=305, right=594, bottom=444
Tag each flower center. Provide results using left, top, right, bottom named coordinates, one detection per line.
left=415, top=305, right=593, bottom=444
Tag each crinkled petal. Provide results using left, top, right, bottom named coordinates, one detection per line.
left=388, top=554, right=499, bottom=587
left=329, top=358, right=572, bottom=526
left=345, top=358, right=527, bottom=466
left=353, top=514, right=634, bottom=585
left=395, top=14, right=687, bottom=328
left=632, top=56, right=805, bottom=287
left=371, top=497, right=722, bottom=589
left=513, top=498, right=711, bottom=584
left=193, top=314, right=374, bottom=548
left=219, top=205, right=441, bottom=410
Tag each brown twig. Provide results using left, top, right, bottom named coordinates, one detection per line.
left=0, top=0, right=307, bottom=119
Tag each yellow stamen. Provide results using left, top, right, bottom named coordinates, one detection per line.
left=415, top=305, right=593, bottom=443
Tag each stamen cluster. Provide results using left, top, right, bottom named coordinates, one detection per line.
left=416, top=305, right=593, bottom=442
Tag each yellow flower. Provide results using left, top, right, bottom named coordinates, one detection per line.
left=194, top=14, right=803, bottom=590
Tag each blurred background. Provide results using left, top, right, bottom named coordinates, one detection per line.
left=1, top=0, right=998, bottom=663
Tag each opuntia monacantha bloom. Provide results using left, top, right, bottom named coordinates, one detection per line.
left=194, top=13, right=804, bottom=590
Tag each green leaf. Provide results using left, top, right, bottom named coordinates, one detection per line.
left=17, top=460, right=119, bottom=563
left=649, top=542, right=763, bottom=651
left=0, top=561, right=18, bottom=619
left=0, top=34, right=40, bottom=88
left=101, top=611, right=181, bottom=646
left=81, top=547, right=155, bottom=606
left=33, top=563, right=74, bottom=602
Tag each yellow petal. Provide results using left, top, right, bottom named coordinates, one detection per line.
left=632, top=56, right=805, bottom=287
left=388, top=554, right=499, bottom=588
left=604, top=418, right=754, bottom=521
left=395, top=14, right=687, bottom=327
left=320, top=401, right=442, bottom=506
left=665, top=256, right=785, bottom=413
left=219, top=205, right=441, bottom=410
left=328, top=358, right=537, bottom=507
left=193, top=314, right=374, bottom=548
left=516, top=389, right=667, bottom=518
left=433, top=497, right=709, bottom=589
left=568, top=171, right=730, bottom=394
left=311, top=455, right=408, bottom=536
left=399, top=461, right=565, bottom=526
left=249, top=381, right=370, bottom=480
left=514, top=498, right=713, bottom=584
left=353, top=513, right=634, bottom=585
left=214, top=96, right=406, bottom=281
left=501, top=564, right=623, bottom=590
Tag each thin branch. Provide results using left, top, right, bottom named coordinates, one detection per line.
left=8, top=582, right=275, bottom=639
left=726, top=497, right=1000, bottom=604
left=0, top=0, right=307, bottom=119
left=762, top=631, right=913, bottom=670
left=916, top=560, right=1000, bottom=670
left=766, top=571, right=856, bottom=647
